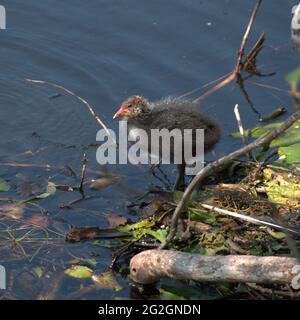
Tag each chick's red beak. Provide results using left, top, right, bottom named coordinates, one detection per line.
left=113, top=105, right=127, bottom=119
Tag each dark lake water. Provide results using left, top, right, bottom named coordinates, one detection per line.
left=0, top=0, right=298, bottom=299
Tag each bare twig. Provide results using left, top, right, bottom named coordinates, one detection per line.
left=234, top=104, right=248, bottom=147
left=200, top=203, right=300, bottom=237
left=193, top=0, right=263, bottom=104
left=193, top=71, right=236, bottom=103
left=0, top=162, right=52, bottom=169
left=79, top=153, right=88, bottom=194
left=246, top=283, right=300, bottom=299
left=236, top=75, right=263, bottom=119
left=26, top=79, right=117, bottom=146
left=160, top=109, right=300, bottom=249
left=234, top=104, right=254, bottom=160
left=235, top=0, right=262, bottom=73
left=26, top=78, right=143, bottom=167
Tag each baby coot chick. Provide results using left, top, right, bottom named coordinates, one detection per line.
left=113, top=95, right=221, bottom=189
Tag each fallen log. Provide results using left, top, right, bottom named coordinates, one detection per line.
left=130, top=249, right=299, bottom=285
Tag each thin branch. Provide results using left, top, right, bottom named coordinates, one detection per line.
left=192, top=0, right=263, bottom=104
left=234, top=104, right=248, bottom=147
left=234, top=104, right=254, bottom=160
left=236, top=75, right=263, bottom=119
left=79, top=153, right=88, bottom=194
left=26, top=79, right=117, bottom=146
left=193, top=71, right=236, bottom=103
left=200, top=203, right=300, bottom=237
left=235, top=0, right=262, bottom=73
left=26, top=78, right=143, bottom=167
left=160, top=109, right=300, bottom=249
left=178, top=72, right=231, bottom=100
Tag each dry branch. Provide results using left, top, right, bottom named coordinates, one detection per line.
left=26, top=79, right=116, bottom=146
left=193, top=0, right=263, bottom=103
left=130, top=249, right=298, bottom=285
left=200, top=203, right=300, bottom=237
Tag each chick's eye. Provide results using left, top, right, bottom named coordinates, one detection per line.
left=127, top=104, right=132, bottom=108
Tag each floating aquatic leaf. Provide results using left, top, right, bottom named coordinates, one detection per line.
left=32, top=267, right=44, bottom=279
left=66, top=227, right=128, bottom=243
left=64, top=265, right=93, bottom=279
left=93, top=239, right=127, bottom=248
left=106, top=214, right=128, bottom=228
left=26, top=214, right=49, bottom=228
left=35, top=182, right=56, bottom=199
left=0, top=178, right=10, bottom=192
left=0, top=203, right=25, bottom=220
left=90, top=177, right=119, bottom=190
left=16, top=174, right=48, bottom=197
left=139, top=199, right=169, bottom=218
left=119, top=218, right=155, bottom=232
left=86, top=258, right=97, bottom=267
left=261, top=107, right=286, bottom=122
left=92, top=271, right=123, bottom=292
left=286, top=67, right=300, bottom=92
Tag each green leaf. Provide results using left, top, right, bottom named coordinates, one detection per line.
left=94, top=239, right=128, bottom=248
left=119, top=218, right=155, bottom=232
left=231, top=120, right=300, bottom=148
left=271, top=242, right=283, bottom=251
left=249, top=244, right=263, bottom=256
left=0, top=178, right=10, bottom=192
left=160, top=280, right=221, bottom=300
left=231, top=122, right=283, bottom=139
left=278, top=144, right=300, bottom=168
left=173, top=190, right=198, bottom=205
left=64, top=265, right=93, bottom=279
left=160, top=288, right=186, bottom=300
left=32, top=267, right=43, bottom=279
left=189, top=208, right=216, bottom=225
left=286, top=67, right=300, bottom=92
left=92, top=271, right=123, bottom=292
left=86, top=258, right=97, bottom=267
left=266, top=228, right=286, bottom=240
left=204, top=246, right=228, bottom=256
left=35, top=182, right=56, bottom=199
left=0, top=203, right=24, bottom=219
left=264, top=172, right=300, bottom=206
left=143, top=228, right=168, bottom=243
